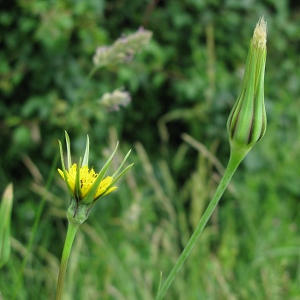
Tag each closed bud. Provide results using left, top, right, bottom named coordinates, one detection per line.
left=227, top=17, right=267, bottom=155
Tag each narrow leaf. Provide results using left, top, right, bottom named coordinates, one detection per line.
left=0, top=184, right=13, bottom=268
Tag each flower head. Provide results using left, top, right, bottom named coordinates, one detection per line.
left=58, top=132, right=133, bottom=222
left=58, top=164, right=117, bottom=202
left=93, top=27, right=152, bottom=68
left=99, top=88, right=131, bottom=112
left=227, top=17, right=267, bottom=157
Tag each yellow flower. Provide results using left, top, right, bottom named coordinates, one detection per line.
left=58, top=164, right=117, bottom=201
left=58, top=131, right=133, bottom=210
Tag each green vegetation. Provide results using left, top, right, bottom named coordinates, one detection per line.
left=1, top=1, right=300, bottom=299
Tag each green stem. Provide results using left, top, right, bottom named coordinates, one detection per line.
left=55, top=221, right=79, bottom=300
left=155, top=149, right=246, bottom=300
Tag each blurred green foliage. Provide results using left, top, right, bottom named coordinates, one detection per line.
left=1, top=0, right=300, bottom=299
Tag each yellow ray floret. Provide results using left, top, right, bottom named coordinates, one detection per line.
left=58, top=163, right=117, bottom=200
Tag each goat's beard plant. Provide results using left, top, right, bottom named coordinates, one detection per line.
left=55, top=131, right=133, bottom=300
left=155, top=17, right=267, bottom=299
left=55, top=18, right=267, bottom=300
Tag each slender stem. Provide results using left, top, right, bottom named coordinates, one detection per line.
left=155, top=150, right=246, bottom=300
left=56, top=221, right=79, bottom=300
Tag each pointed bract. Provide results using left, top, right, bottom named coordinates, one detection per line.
left=65, top=131, right=72, bottom=171
left=82, top=135, right=89, bottom=167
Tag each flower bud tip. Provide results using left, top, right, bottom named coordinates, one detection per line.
left=253, top=17, right=267, bottom=48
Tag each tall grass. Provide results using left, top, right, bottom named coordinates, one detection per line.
left=1, top=126, right=299, bottom=299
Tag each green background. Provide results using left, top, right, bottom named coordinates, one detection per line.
left=1, top=0, right=300, bottom=299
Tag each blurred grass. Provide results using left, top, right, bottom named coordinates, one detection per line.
left=1, top=0, right=300, bottom=299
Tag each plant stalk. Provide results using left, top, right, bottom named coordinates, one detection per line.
left=55, top=221, right=79, bottom=300
left=155, top=149, right=246, bottom=300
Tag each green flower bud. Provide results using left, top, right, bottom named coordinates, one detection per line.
left=227, top=17, right=267, bottom=156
